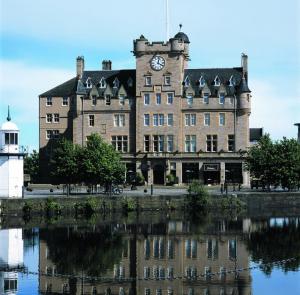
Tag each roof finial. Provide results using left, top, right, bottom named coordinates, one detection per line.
left=179, top=23, right=182, bottom=32
left=7, top=106, right=11, bottom=122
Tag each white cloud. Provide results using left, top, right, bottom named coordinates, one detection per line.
left=250, top=79, right=300, bottom=140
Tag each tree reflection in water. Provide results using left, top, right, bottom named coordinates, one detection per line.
left=40, top=226, right=124, bottom=277
left=246, top=218, right=300, bottom=275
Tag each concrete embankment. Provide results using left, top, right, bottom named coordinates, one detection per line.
left=0, top=192, right=300, bottom=217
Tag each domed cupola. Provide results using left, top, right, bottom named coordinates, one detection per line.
left=174, top=24, right=190, bottom=43
left=0, top=106, right=20, bottom=153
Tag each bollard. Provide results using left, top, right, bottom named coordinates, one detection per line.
left=151, top=184, right=153, bottom=196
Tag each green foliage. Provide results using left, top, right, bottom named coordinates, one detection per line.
left=187, top=180, right=211, bottom=210
left=24, top=150, right=39, bottom=183
left=135, top=172, right=145, bottom=185
left=220, top=195, right=246, bottom=210
left=23, top=202, right=32, bottom=216
left=122, top=197, right=137, bottom=212
left=44, top=198, right=62, bottom=216
left=245, top=135, right=300, bottom=190
left=166, top=173, right=176, bottom=185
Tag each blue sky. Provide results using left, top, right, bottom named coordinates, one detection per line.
left=0, top=0, right=299, bottom=151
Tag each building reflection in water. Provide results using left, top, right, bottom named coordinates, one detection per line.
left=38, top=218, right=252, bottom=295
left=0, top=228, right=24, bottom=295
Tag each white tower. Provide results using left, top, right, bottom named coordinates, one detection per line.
left=0, top=107, right=24, bottom=198
left=0, top=229, right=24, bottom=295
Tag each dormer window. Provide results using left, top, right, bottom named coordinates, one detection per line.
left=5, top=133, right=18, bottom=145
left=164, top=76, right=171, bottom=86
left=113, top=78, right=119, bottom=88
left=99, top=77, right=106, bottom=88
left=229, top=75, right=235, bottom=86
left=203, top=93, right=209, bottom=104
left=145, top=76, right=152, bottom=86
left=127, top=77, right=133, bottom=87
left=187, top=94, right=193, bottom=106
left=214, top=76, right=221, bottom=87
left=184, top=76, right=190, bottom=87
left=86, top=78, right=92, bottom=89
left=219, top=92, right=225, bottom=104
left=199, top=76, right=205, bottom=87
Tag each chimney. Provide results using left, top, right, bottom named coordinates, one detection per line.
left=102, top=60, right=112, bottom=71
left=295, top=123, right=300, bottom=143
left=76, top=56, right=84, bottom=78
left=241, top=53, right=248, bottom=81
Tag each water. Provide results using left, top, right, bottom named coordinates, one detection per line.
left=0, top=213, right=299, bottom=295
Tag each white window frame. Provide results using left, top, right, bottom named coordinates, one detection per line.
left=203, top=93, right=209, bottom=104
left=119, top=95, right=125, bottom=105
left=184, top=76, right=190, bottom=87
left=92, top=95, right=97, bottom=106
left=158, top=114, right=164, bottom=126
left=153, top=114, right=158, bottom=126
left=144, top=114, right=150, bottom=126
left=185, top=114, right=190, bottom=126
left=114, top=114, right=125, bottom=127
left=214, top=76, right=220, bottom=87
left=185, top=135, right=196, bottom=152
left=167, top=135, right=174, bottom=152
left=167, top=114, right=173, bottom=126
left=46, top=114, right=52, bottom=123
left=99, top=77, right=106, bottom=88
left=62, top=97, right=68, bottom=106
left=199, top=76, right=205, bottom=87
left=219, top=113, right=225, bottom=126
left=164, top=75, right=171, bottom=86
left=219, top=93, right=225, bottom=104
left=156, top=93, right=161, bottom=105
left=113, top=78, right=119, bottom=88
left=191, top=114, right=196, bottom=126
left=204, top=113, right=210, bottom=126
left=46, top=130, right=52, bottom=139
left=46, top=97, right=52, bottom=106
left=145, top=76, right=152, bottom=86
left=53, top=130, right=59, bottom=139
left=111, top=136, right=128, bottom=152
left=167, top=93, right=173, bottom=104
left=187, top=94, right=193, bottom=106
left=144, top=93, right=150, bottom=105
left=86, top=78, right=92, bottom=89
left=53, top=113, right=59, bottom=123
left=144, top=135, right=150, bottom=152
left=89, top=115, right=95, bottom=127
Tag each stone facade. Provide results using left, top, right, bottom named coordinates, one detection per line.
left=39, top=32, right=251, bottom=185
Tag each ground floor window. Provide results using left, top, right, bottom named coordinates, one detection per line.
left=182, top=163, right=199, bottom=183
left=111, top=135, right=128, bottom=152
left=225, top=163, right=243, bottom=183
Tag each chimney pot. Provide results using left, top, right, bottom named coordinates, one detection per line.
left=102, top=60, right=112, bottom=71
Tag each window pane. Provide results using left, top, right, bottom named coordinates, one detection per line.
left=5, top=133, right=9, bottom=144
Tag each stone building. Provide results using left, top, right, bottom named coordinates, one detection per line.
left=39, top=31, right=251, bottom=185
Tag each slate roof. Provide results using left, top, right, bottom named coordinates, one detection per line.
left=82, top=70, right=136, bottom=97
left=40, top=77, right=78, bottom=97
left=250, top=128, right=263, bottom=142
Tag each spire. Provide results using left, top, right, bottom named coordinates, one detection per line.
left=7, top=106, right=11, bottom=121
left=179, top=23, right=182, bottom=32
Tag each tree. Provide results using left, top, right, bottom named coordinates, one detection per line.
left=80, top=133, right=125, bottom=189
left=24, top=150, right=40, bottom=183
left=245, top=134, right=300, bottom=190
left=50, top=138, right=80, bottom=195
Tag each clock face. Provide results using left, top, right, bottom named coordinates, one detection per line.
left=150, top=55, right=165, bottom=71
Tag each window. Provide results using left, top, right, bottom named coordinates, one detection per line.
left=185, top=135, right=196, bottom=152
left=105, top=95, right=111, bottom=105
left=204, top=266, right=212, bottom=279
left=185, top=114, right=196, bottom=126
left=145, top=76, right=152, bottom=86
left=167, top=135, right=174, bottom=152
left=99, top=77, right=106, bottom=88
left=206, top=135, right=217, bottom=152
left=46, top=114, right=52, bottom=123
left=204, top=113, right=210, bottom=126
left=114, top=114, right=125, bottom=127
left=219, top=267, right=226, bottom=280
left=153, top=135, right=164, bottom=152
left=62, top=284, right=69, bottom=294
left=229, top=239, right=237, bottom=260
left=203, top=93, right=209, bottom=104
left=62, top=97, right=68, bottom=106
left=187, top=94, right=193, bottom=106
left=207, top=239, right=218, bottom=260
left=156, top=93, right=161, bottom=105
left=159, top=114, right=164, bottom=126
left=191, top=239, right=197, bottom=258
left=185, top=239, right=191, bottom=257
left=165, top=75, right=171, bottom=85
left=53, top=113, right=59, bottom=123
left=228, top=135, right=235, bottom=152
left=199, top=76, right=205, bottom=87
left=144, top=267, right=150, bottom=279
left=153, top=114, right=158, bottom=126
left=219, top=113, right=225, bottom=126
left=167, top=288, right=174, bottom=295
left=127, top=77, right=133, bottom=87
left=167, top=240, right=174, bottom=259
left=92, top=95, right=97, bottom=106
left=184, top=76, right=190, bottom=87
left=144, top=93, right=150, bottom=105
left=119, top=287, right=125, bottom=295
left=156, top=289, right=162, bottom=295
left=144, top=239, right=150, bottom=259
left=229, top=75, right=235, bottom=86
left=219, top=93, right=225, bottom=104
left=119, top=95, right=125, bottom=105
left=53, top=130, right=60, bottom=139
left=112, top=136, right=128, bottom=152
left=5, top=133, right=18, bottom=145
left=86, top=78, right=92, bottom=88
left=144, top=135, right=150, bottom=152
left=89, top=115, right=95, bottom=127
left=113, top=78, right=119, bottom=88
left=167, top=93, right=173, bottom=104
left=144, top=114, right=150, bottom=126
left=167, top=267, right=174, bottom=279
left=214, top=76, right=220, bottom=86
left=46, top=97, right=52, bottom=106
left=167, top=114, right=173, bottom=126
left=159, top=266, right=165, bottom=279
left=145, top=288, right=151, bottom=295
left=46, top=130, right=52, bottom=139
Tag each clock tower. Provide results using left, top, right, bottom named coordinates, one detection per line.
left=133, top=32, right=190, bottom=184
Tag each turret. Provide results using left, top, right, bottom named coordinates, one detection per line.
left=133, top=35, right=148, bottom=55
left=238, top=77, right=251, bottom=114
left=0, top=107, right=19, bottom=153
